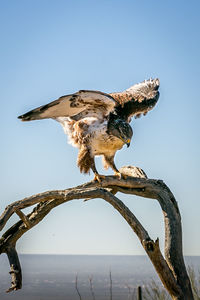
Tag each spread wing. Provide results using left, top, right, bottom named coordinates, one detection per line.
left=110, top=78, right=160, bottom=122
left=18, top=90, right=117, bottom=122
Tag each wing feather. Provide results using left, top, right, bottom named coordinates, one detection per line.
left=110, top=78, right=160, bottom=121
left=18, top=90, right=117, bottom=121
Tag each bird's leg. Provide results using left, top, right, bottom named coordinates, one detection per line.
left=103, top=155, right=124, bottom=179
left=111, top=165, right=122, bottom=179
left=91, top=159, right=105, bottom=183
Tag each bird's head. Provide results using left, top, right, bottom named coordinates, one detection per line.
left=107, top=117, right=133, bottom=147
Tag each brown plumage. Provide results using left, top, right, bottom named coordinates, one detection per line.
left=18, top=78, right=160, bottom=181
left=77, top=146, right=93, bottom=174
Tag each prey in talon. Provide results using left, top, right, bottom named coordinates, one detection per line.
left=18, top=79, right=160, bottom=180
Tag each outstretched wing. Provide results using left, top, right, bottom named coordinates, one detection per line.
left=110, top=78, right=160, bottom=121
left=18, top=90, right=117, bottom=121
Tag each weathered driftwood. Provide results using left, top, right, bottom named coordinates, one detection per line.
left=0, top=166, right=194, bottom=299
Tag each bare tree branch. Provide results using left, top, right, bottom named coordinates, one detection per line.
left=109, top=270, right=113, bottom=300
left=75, top=275, right=82, bottom=300
left=6, top=247, right=22, bottom=292
left=89, top=276, right=96, bottom=300
left=0, top=166, right=194, bottom=299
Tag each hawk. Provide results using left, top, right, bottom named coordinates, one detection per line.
left=18, top=78, right=160, bottom=182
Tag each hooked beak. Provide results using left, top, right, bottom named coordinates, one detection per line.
left=126, top=139, right=131, bottom=148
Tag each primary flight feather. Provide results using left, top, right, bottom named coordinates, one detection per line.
left=18, top=78, right=160, bottom=182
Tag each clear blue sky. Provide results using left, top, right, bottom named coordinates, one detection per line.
left=0, top=0, right=199, bottom=255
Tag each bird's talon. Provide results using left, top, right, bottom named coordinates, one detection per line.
left=93, top=174, right=105, bottom=183
left=114, top=172, right=127, bottom=180
left=114, top=172, right=122, bottom=179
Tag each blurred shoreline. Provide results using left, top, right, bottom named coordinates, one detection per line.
left=0, top=255, right=199, bottom=300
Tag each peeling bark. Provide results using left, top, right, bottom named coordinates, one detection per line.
left=0, top=166, right=194, bottom=299
left=6, top=247, right=22, bottom=292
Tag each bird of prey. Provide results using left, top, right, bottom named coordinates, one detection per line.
left=18, top=78, right=160, bottom=182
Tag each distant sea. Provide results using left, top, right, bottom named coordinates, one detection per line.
left=0, top=255, right=199, bottom=300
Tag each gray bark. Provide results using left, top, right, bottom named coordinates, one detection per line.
left=0, top=166, right=194, bottom=299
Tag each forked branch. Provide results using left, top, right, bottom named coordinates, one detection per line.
left=0, top=166, right=194, bottom=299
